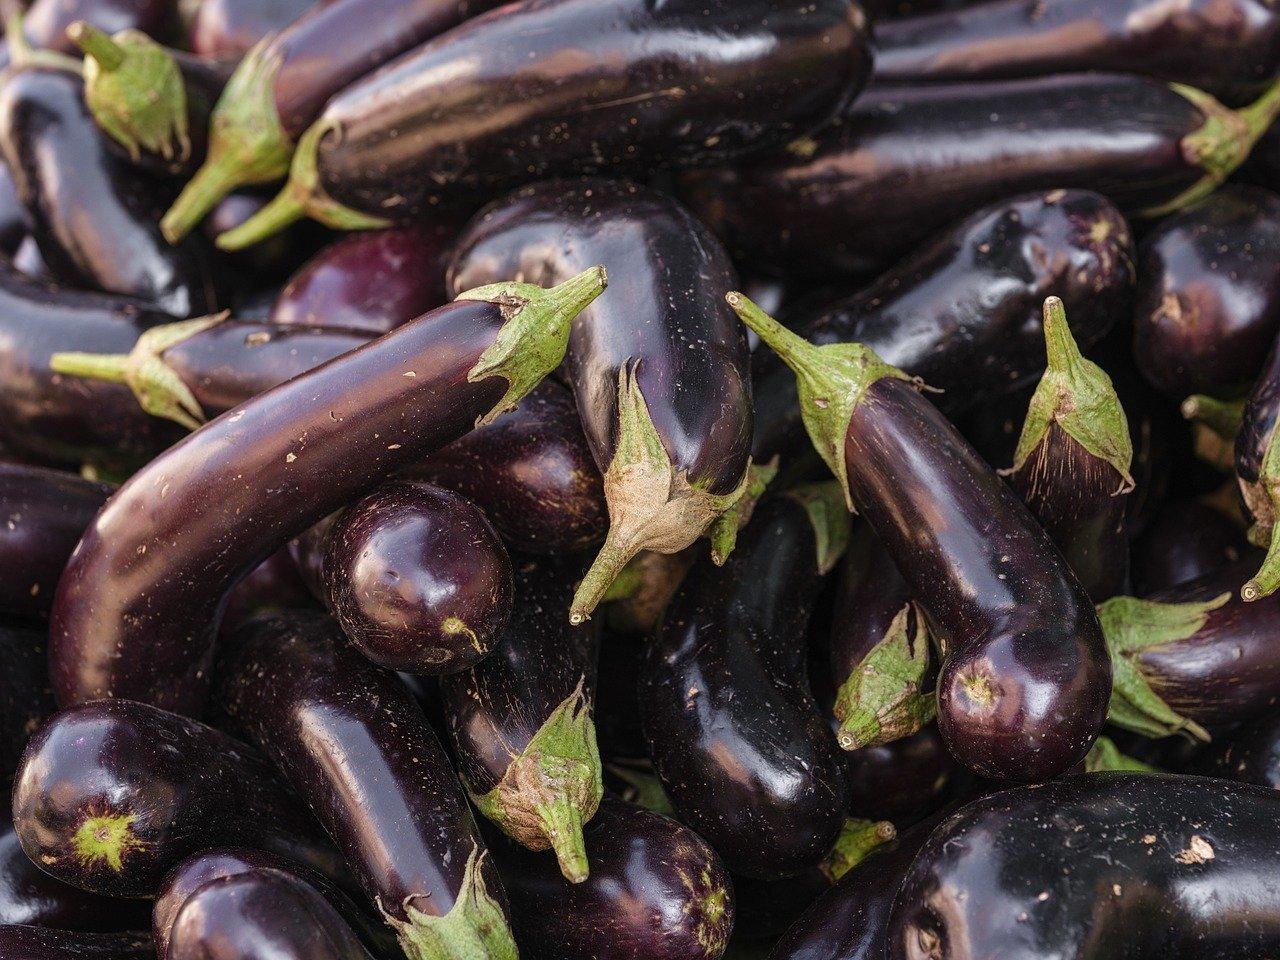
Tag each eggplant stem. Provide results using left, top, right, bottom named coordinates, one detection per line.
left=784, top=480, right=853, bottom=575
left=833, top=604, right=935, bottom=751
left=1181, top=394, right=1245, bottom=439
left=67, top=21, right=124, bottom=70
left=533, top=798, right=590, bottom=884
left=50, top=351, right=130, bottom=386
left=215, top=186, right=305, bottom=249
left=1244, top=424, right=1280, bottom=601
left=1084, top=736, right=1156, bottom=773
left=819, top=818, right=897, bottom=883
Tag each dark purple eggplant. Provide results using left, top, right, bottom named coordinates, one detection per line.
left=10, top=699, right=341, bottom=897
left=220, top=547, right=313, bottom=631
left=488, top=797, right=733, bottom=960
left=447, top=180, right=753, bottom=621
left=217, top=0, right=872, bottom=244
left=441, top=555, right=601, bottom=882
left=751, top=189, right=1136, bottom=469
left=47, top=268, right=603, bottom=714
left=0, top=625, right=52, bottom=779
left=1233, top=330, right=1280, bottom=601
left=216, top=611, right=517, bottom=960
left=684, top=74, right=1280, bottom=279
left=842, top=727, right=960, bottom=827
left=733, top=295, right=1111, bottom=783
left=0, top=927, right=151, bottom=960
left=323, top=480, right=513, bottom=674
left=0, top=161, right=30, bottom=255
left=1132, top=500, right=1256, bottom=595
left=21, top=0, right=172, bottom=56
left=188, top=0, right=320, bottom=59
left=0, top=66, right=217, bottom=317
left=888, top=773, right=1280, bottom=960
left=1195, top=714, right=1280, bottom=788
left=640, top=485, right=852, bottom=879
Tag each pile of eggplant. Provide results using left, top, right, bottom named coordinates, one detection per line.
left=2, top=0, right=1280, bottom=958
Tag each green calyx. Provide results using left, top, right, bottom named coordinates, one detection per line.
left=1083, top=736, right=1157, bottom=773
left=473, top=678, right=602, bottom=884
left=457, top=266, right=607, bottom=429
left=50, top=312, right=229, bottom=430
left=1182, top=394, right=1245, bottom=440
left=70, top=813, right=143, bottom=872
left=388, top=846, right=518, bottom=960
left=833, top=603, right=936, bottom=751
left=605, top=759, right=676, bottom=817
left=784, top=480, right=854, bottom=575
left=72, top=23, right=189, bottom=164
left=1010, top=297, right=1133, bottom=491
left=1098, top=593, right=1229, bottom=741
left=1242, top=423, right=1280, bottom=603
left=820, top=818, right=897, bottom=883
left=726, top=292, right=911, bottom=510
left=706, top=457, right=778, bottom=566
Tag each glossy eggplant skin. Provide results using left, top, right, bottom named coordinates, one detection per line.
left=188, top=0, right=322, bottom=59
left=220, top=548, right=314, bottom=631
left=0, top=626, right=53, bottom=780
left=20, top=0, right=173, bottom=56
left=311, top=0, right=871, bottom=220
left=684, top=74, right=1217, bottom=278
left=0, top=68, right=216, bottom=318
left=1133, top=186, right=1280, bottom=400
left=889, top=773, right=1280, bottom=960
left=10, top=699, right=339, bottom=898
left=639, top=495, right=849, bottom=879
left=1132, top=501, right=1255, bottom=596
left=751, top=190, right=1135, bottom=466
left=487, top=797, right=733, bottom=960
left=843, top=727, right=959, bottom=827
left=0, top=927, right=151, bottom=960
left=1195, top=714, right=1280, bottom=789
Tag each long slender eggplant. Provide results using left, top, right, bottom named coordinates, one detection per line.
left=1233, top=330, right=1280, bottom=601
left=447, top=180, right=753, bottom=621
left=0, top=66, right=217, bottom=317
left=1132, top=500, right=1255, bottom=595
left=216, top=611, right=518, bottom=960
left=0, top=625, right=53, bottom=779
left=888, top=773, right=1280, bottom=959
left=488, top=797, right=733, bottom=960
left=187, top=0, right=320, bottom=59
left=751, top=190, right=1136, bottom=468
left=323, top=481, right=514, bottom=674
left=640, top=485, right=852, bottom=878
left=217, top=0, right=872, bottom=245
left=732, top=295, right=1112, bottom=782
left=162, top=0, right=510, bottom=241
left=0, top=927, right=151, bottom=960
left=47, top=268, right=603, bottom=714
left=0, top=464, right=110, bottom=618
left=1195, top=714, right=1280, bottom=789
left=684, top=74, right=1280, bottom=278
left=441, top=555, right=602, bottom=883
left=10, top=699, right=341, bottom=897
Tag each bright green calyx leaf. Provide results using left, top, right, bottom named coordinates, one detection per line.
left=70, top=813, right=143, bottom=872
left=726, top=292, right=911, bottom=510
left=706, top=457, right=779, bottom=566
left=605, top=759, right=676, bottom=817
left=785, top=480, right=853, bottom=575
left=820, top=818, right=897, bottom=883
left=833, top=603, right=936, bottom=751
left=1182, top=394, right=1245, bottom=440
left=1242, top=424, right=1280, bottom=603
left=1098, top=593, right=1229, bottom=741
left=473, top=678, right=602, bottom=884
left=1011, top=297, right=1133, bottom=492
left=388, top=845, right=518, bottom=960
left=1084, top=736, right=1156, bottom=773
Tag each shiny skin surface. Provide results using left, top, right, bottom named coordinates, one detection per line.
left=751, top=190, right=1135, bottom=465
left=889, top=773, right=1280, bottom=960
left=0, top=68, right=216, bottom=317
left=24, top=0, right=173, bottom=55
left=1196, top=714, right=1280, bottom=788
left=845, top=378, right=1110, bottom=781
left=0, top=928, right=151, bottom=960
left=1133, top=186, right=1280, bottom=400
left=450, top=180, right=751, bottom=496
left=1132, top=501, right=1255, bottom=596
left=189, top=0, right=322, bottom=59
left=0, top=626, right=52, bottom=780
left=843, top=727, right=959, bottom=826
left=639, top=497, right=850, bottom=879
left=489, top=798, right=733, bottom=960
left=216, top=612, right=504, bottom=929
left=48, top=298, right=509, bottom=714
left=314, top=0, right=871, bottom=218
left=323, top=481, right=513, bottom=674
left=684, top=74, right=1201, bottom=278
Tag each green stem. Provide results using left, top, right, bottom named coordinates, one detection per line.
left=1084, top=736, right=1156, bottom=773
left=214, top=186, right=305, bottom=249
left=163, top=158, right=247, bottom=242
left=1182, top=394, right=1245, bottom=440
left=49, top=351, right=130, bottom=385
left=820, top=819, right=897, bottom=883
left=1236, top=75, right=1280, bottom=147
left=1242, top=537, right=1280, bottom=602
left=534, top=799, right=590, bottom=884
left=66, top=21, right=124, bottom=70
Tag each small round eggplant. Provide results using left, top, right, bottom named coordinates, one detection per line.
left=323, top=481, right=513, bottom=675
left=1195, top=714, right=1280, bottom=789
left=0, top=927, right=151, bottom=960
left=441, top=555, right=602, bottom=882
left=188, top=0, right=321, bottom=59
left=1131, top=500, right=1256, bottom=595
left=640, top=485, right=852, bottom=879
left=10, top=699, right=340, bottom=897
left=732, top=295, right=1111, bottom=783
left=0, top=626, right=53, bottom=781
left=488, top=797, right=733, bottom=960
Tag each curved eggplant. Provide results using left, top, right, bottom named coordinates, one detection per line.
left=448, top=180, right=753, bottom=621
left=640, top=485, right=852, bottom=878
left=1132, top=500, right=1255, bottom=595
left=1195, top=714, right=1280, bottom=789
left=188, top=0, right=321, bottom=59
left=323, top=480, right=513, bottom=674
left=10, top=699, right=340, bottom=897
left=684, top=74, right=1280, bottom=278
left=1, top=625, right=53, bottom=779
left=733, top=295, right=1111, bottom=782
left=48, top=268, right=603, bottom=714
left=0, top=927, right=151, bottom=960
left=441, top=555, right=602, bottom=882
left=217, top=0, right=872, bottom=244
left=216, top=611, right=517, bottom=960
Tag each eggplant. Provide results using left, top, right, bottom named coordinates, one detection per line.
left=0, top=66, right=217, bottom=317
left=1195, top=714, right=1280, bottom=789
left=684, top=74, right=1280, bottom=279
left=889, top=773, right=1280, bottom=959
left=488, top=797, right=733, bottom=960
left=47, top=268, right=603, bottom=714
left=162, top=0, right=510, bottom=241
left=21, top=0, right=172, bottom=56
left=188, top=0, right=321, bottom=59
left=0, top=162, right=30, bottom=255
left=640, top=485, right=852, bottom=878
left=220, top=547, right=313, bottom=631
left=0, top=464, right=110, bottom=618
left=1132, top=500, right=1256, bottom=595
left=751, top=189, right=1136, bottom=469
left=843, top=727, right=960, bottom=827
left=1233, top=330, right=1280, bottom=600
left=216, top=0, right=873, bottom=245
left=323, top=480, right=514, bottom=674
left=216, top=611, right=518, bottom=960
left=10, top=699, right=340, bottom=897
left=0, top=927, right=151, bottom=960
left=441, top=555, right=602, bottom=882
left=733, top=295, right=1112, bottom=782
left=448, top=180, right=753, bottom=620
left=1, top=625, right=53, bottom=780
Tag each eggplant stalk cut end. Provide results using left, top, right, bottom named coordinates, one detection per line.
left=69, top=813, right=144, bottom=873
left=819, top=818, right=897, bottom=883
left=1083, top=736, right=1156, bottom=773
left=1242, top=425, right=1280, bottom=602
left=1182, top=394, right=1245, bottom=440
left=388, top=846, right=518, bottom=960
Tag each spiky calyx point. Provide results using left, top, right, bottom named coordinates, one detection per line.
left=785, top=480, right=854, bottom=575
left=1084, top=736, right=1157, bottom=773
left=388, top=846, right=517, bottom=960
left=706, top=457, right=778, bottom=566
left=70, top=813, right=144, bottom=873
left=819, top=818, right=897, bottom=883
left=1182, top=394, right=1245, bottom=440
left=1242, top=422, right=1280, bottom=602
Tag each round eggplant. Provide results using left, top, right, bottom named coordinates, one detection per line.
left=1, top=625, right=53, bottom=781
left=1131, top=500, right=1255, bottom=596
left=0, top=927, right=151, bottom=960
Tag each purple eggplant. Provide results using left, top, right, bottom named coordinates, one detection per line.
left=0, top=927, right=151, bottom=960
left=220, top=547, right=313, bottom=631
left=21, top=0, right=172, bottom=56
left=0, top=625, right=53, bottom=779
left=188, top=0, right=321, bottom=59
left=1132, top=500, right=1256, bottom=596
left=0, top=162, right=30, bottom=255
left=1195, top=714, right=1280, bottom=789
left=842, top=727, right=960, bottom=827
